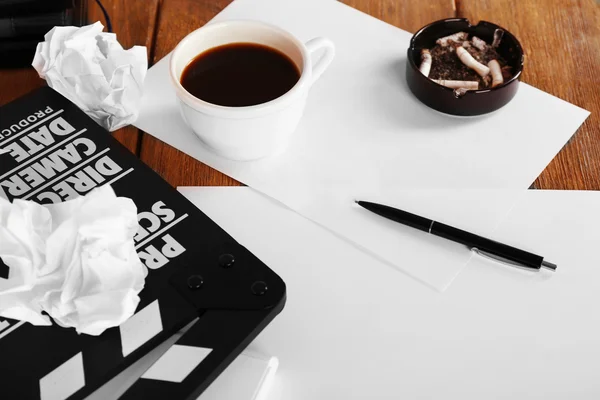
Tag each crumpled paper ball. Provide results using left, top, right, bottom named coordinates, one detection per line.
left=32, top=22, right=148, bottom=132
left=0, top=198, right=53, bottom=326
left=0, top=186, right=147, bottom=335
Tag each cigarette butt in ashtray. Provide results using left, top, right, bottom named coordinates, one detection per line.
left=432, top=79, right=479, bottom=90
left=456, top=46, right=490, bottom=77
left=471, top=36, right=488, bottom=51
left=436, top=31, right=467, bottom=47
left=492, top=29, right=504, bottom=48
left=419, top=49, right=432, bottom=77
left=488, top=59, right=504, bottom=87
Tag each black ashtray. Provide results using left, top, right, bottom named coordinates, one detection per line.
left=406, top=19, right=524, bottom=116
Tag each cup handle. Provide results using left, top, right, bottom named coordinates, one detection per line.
left=305, top=37, right=335, bottom=86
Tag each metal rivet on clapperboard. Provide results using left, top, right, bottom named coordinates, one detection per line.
left=218, top=253, right=235, bottom=268
left=251, top=281, right=268, bottom=296
left=187, top=275, right=204, bottom=290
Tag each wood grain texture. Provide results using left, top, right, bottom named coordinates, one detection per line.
left=139, top=0, right=242, bottom=186
left=341, top=0, right=455, bottom=33
left=456, top=0, right=600, bottom=189
left=0, top=69, right=46, bottom=106
left=87, top=0, right=160, bottom=154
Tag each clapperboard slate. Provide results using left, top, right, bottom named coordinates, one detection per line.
left=0, top=87, right=286, bottom=400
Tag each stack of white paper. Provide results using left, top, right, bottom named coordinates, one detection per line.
left=181, top=187, right=600, bottom=399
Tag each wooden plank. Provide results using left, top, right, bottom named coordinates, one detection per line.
left=341, top=0, right=456, bottom=33
left=139, top=0, right=455, bottom=187
left=139, top=0, right=241, bottom=186
left=0, top=70, right=46, bottom=106
left=456, top=0, right=600, bottom=189
left=87, top=0, right=160, bottom=155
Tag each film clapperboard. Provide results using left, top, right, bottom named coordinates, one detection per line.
left=0, top=87, right=287, bottom=400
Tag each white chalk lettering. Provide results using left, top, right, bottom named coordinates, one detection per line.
left=73, top=138, right=96, bottom=156
left=135, top=227, right=149, bottom=242
left=20, top=136, right=45, bottom=155
left=52, top=181, right=79, bottom=201
left=152, top=201, right=175, bottom=223
left=49, top=117, right=75, bottom=137
left=161, top=234, right=186, bottom=258
left=0, top=107, right=59, bottom=140
left=0, top=319, right=9, bottom=333
left=138, top=235, right=186, bottom=269
left=37, top=192, right=61, bottom=204
left=3, top=142, right=29, bottom=162
left=24, top=137, right=95, bottom=182
left=29, top=126, right=55, bottom=147
left=19, top=167, right=45, bottom=188
left=135, top=201, right=177, bottom=242
left=138, top=245, right=169, bottom=269
left=136, top=212, right=161, bottom=242
left=65, top=171, right=96, bottom=193
left=95, top=156, right=122, bottom=176
left=54, top=143, right=82, bottom=164
left=31, top=153, right=68, bottom=179
left=83, top=165, right=105, bottom=183
left=0, top=175, right=30, bottom=196
left=35, top=155, right=124, bottom=202
left=2, top=121, right=78, bottom=164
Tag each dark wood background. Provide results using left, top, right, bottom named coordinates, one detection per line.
left=2, top=0, right=599, bottom=189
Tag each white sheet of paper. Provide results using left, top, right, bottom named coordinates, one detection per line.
left=136, top=0, right=589, bottom=289
left=180, top=187, right=600, bottom=399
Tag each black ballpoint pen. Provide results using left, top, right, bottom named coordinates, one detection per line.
left=355, top=200, right=557, bottom=271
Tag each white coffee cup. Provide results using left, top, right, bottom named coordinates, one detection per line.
left=169, top=20, right=335, bottom=161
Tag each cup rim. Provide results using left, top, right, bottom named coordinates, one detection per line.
left=169, top=19, right=310, bottom=119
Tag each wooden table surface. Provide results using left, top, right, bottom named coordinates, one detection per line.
left=1, top=0, right=599, bottom=189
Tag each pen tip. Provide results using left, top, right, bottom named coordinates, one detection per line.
left=542, top=260, right=558, bottom=271
left=354, top=200, right=360, bottom=204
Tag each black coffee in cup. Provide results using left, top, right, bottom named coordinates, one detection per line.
left=180, top=43, right=301, bottom=107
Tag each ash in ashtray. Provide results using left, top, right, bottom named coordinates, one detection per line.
left=419, top=29, right=513, bottom=95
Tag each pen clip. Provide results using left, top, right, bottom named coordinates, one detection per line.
left=470, top=247, right=537, bottom=271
